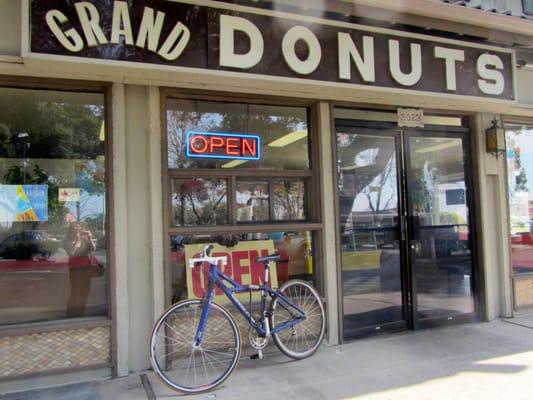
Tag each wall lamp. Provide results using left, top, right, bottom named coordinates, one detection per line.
left=486, top=118, right=505, bottom=158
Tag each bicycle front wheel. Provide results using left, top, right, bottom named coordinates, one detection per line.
left=150, top=299, right=241, bottom=393
left=270, top=280, right=325, bottom=359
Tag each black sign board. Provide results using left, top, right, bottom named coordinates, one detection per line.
left=30, top=0, right=515, bottom=100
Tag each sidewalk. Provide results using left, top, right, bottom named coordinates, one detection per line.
left=4, top=318, right=533, bottom=400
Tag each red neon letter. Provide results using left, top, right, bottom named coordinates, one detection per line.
left=190, top=135, right=208, bottom=153
left=210, top=136, right=225, bottom=152
left=226, top=138, right=240, bottom=155
left=242, top=138, right=257, bottom=157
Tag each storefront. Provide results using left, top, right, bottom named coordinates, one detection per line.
left=0, top=0, right=532, bottom=392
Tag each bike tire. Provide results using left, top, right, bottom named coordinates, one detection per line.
left=150, top=299, right=241, bottom=393
left=269, top=280, right=325, bottom=360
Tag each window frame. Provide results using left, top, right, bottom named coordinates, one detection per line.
left=161, top=89, right=324, bottom=305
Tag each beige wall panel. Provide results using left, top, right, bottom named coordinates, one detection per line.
left=0, top=0, right=21, bottom=57
left=317, top=102, right=339, bottom=345
left=475, top=114, right=513, bottom=320
left=112, top=83, right=130, bottom=377
left=516, top=69, right=533, bottom=107
left=125, top=85, right=153, bottom=372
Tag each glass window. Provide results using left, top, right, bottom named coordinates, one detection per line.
left=0, top=87, right=107, bottom=325
left=171, top=178, right=228, bottom=226
left=506, top=125, right=533, bottom=275
left=235, top=179, right=307, bottom=223
left=236, top=181, right=269, bottom=222
left=167, top=100, right=309, bottom=170
left=273, top=180, right=306, bottom=221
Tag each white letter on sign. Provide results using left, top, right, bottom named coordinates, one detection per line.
left=282, top=26, right=321, bottom=75
left=434, top=47, right=464, bottom=91
left=477, top=53, right=505, bottom=95
left=219, top=15, right=264, bottom=69
left=111, top=1, right=134, bottom=45
left=338, top=33, right=375, bottom=82
left=74, top=2, right=108, bottom=47
left=136, top=7, right=166, bottom=52
left=158, top=22, right=190, bottom=61
left=389, top=40, right=422, bottom=87
left=45, top=10, right=84, bottom=52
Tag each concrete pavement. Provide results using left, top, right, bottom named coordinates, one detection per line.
left=4, top=317, right=533, bottom=400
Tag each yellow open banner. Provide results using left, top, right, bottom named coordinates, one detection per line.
left=185, top=240, right=277, bottom=303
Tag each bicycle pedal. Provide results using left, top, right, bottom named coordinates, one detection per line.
left=250, top=350, right=264, bottom=360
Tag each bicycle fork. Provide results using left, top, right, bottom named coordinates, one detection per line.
left=193, top=273, right=217, bottom=347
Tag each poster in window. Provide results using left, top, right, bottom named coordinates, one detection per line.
left=185, top=240, right=277, bottom=303
left=0, top=185, right=49, bottom=222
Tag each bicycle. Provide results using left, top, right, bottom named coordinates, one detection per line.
left=149, top=244, right=325, bottom=393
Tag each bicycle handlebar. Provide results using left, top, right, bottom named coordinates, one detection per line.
left=188, top=245, right=227, bottom=269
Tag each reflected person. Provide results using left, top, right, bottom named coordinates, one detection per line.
left=63, top=222, right=96, bottom=318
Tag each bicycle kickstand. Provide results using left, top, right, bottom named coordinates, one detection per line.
left=250, top=349, right=264, bottom=360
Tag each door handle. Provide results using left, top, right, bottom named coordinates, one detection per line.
left=410, top=216, right=421, bottom=240
left=400, top=215, right=406, bottom=241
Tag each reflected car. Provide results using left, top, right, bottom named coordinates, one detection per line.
left=0, top=231, right=61, bottom=260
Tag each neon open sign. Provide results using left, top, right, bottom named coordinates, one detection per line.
left=186, top=131, right=261, bottom=160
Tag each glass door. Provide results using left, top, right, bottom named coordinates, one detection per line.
left=336, top=123, right=477, bottom=340
left=336, top=129, right=408, bottom=339
left=405, top=133, right=476, bottom=327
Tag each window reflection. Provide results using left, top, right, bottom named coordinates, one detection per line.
left=337, top=133, right=404, bottom=332
left=236, top=181, right=269, bottom=222
left=0, top=88, right=107, bottom=325
left=172, top=178, right=228, bottom=226
left=506, top=125, right=533, bottom=275
left=408, top=136, right=474, bottom=319
left=273, top=180, right=305, bottom=221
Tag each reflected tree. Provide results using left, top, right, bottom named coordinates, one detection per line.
left=174, top=179, right=227, bottom=225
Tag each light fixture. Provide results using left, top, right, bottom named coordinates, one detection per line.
left=267, top=129, right=307, bottom=147
left=221, top=159, right=249, bottom=169
left=485, top=118, right=505, bottom=158
left=414, top=139, right=459, bottom=154
left=99, top=120, right=105, bottom=141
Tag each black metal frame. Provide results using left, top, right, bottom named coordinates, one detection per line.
left=335, top=118, right=480, bottom=340
left=523, top=0, right=533, bottom=15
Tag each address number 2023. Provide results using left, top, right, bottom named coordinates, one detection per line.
left=398, top=108, right=424, bottom=128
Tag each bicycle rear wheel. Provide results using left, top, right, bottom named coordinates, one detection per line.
left=269, top=280, right=325, bottom=359
left=150, top=299, right=241, bottom=393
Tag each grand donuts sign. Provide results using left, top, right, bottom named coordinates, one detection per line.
left=30, top=0, right=515, bottom=100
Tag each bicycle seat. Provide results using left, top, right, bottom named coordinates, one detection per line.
left=256, top=253, right=280, bottom=264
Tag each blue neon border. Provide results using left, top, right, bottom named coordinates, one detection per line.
left=185, top=131, right=262, bottom=160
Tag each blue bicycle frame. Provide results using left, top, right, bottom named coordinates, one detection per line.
left=194, top=261, right=307, bottom=346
